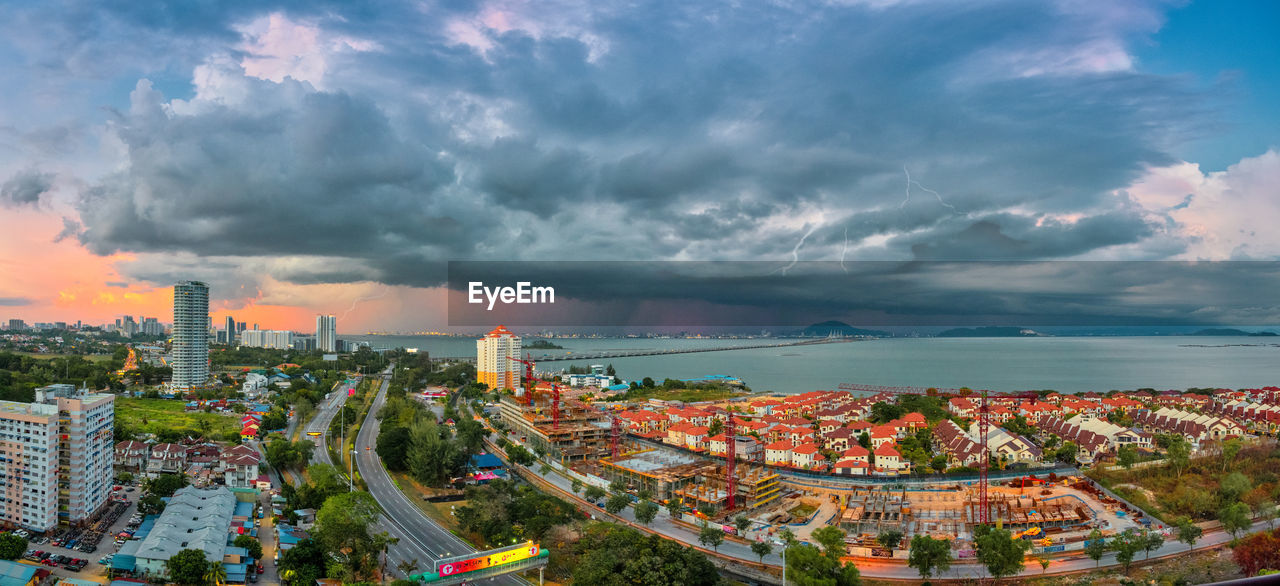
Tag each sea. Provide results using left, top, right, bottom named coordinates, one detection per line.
left=343, top=335, right=1280, bottom=395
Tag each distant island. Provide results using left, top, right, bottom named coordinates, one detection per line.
left=1189, top=328, right=1278, bottom=337
left=937, top=326, right=1044, bottom=338
left=525, top=339, right=565, bottom=349
left=800, top=321, right=890, bottom=338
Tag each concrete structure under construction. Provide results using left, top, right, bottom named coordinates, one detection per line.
left=498, top=395, right=608, bottom=462
left=599, top=447, right=782, bottom=510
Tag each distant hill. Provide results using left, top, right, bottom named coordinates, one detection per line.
left=800, top=321, right=890, bottom=338
left=524, top=339, right=565, bottom=349
left=1189, top=328, right=1278, bottom=337
left=937, top=326, right=1043, bottom=338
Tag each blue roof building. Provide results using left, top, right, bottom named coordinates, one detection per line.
left=0, top=560, right=39, bottom=586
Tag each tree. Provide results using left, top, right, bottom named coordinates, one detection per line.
left=117, top=471, right=135, bottom=484
left=278, top=538, right=327, bottom=586
left=138, top=493, right=166, bottom=515
left=1220, top=502, right=1253, bottom=541
left=314, top=492, right=396, bottom=582
left=1111, top=529, right=1144, bottom=575
left=699, top=524, right=725, bottom=552
left=167, top=549, right=211, bottom=585
left=1259, top=501, right=1278, bottom=529
left=784, top=542, right=861, bottom=586
left=605, top=493, right=630, bottom=515
left=1036, top=554, right=1051, bottom=574
left=698, top=503, right=718, bottom=518
left=634, top=500, right=659, bottom=526
left=1221, top=437, right=1243, bottom=471
left=1084, top=529, right=1107, bottom=567
left=571, top=478, right=583, bottom=494
left=1143, top=529, right=1164, bottom=560
left=780, top=528, right=799, bottom=547
left=584, top=485, right=606, bottom=501
left=204, top=562, right=227, bottom=586
left=1176, top=517, right=1203, bottom=551
left=233, top=535, right=263, bottom=560
left=666, top=498, right=683, bottom=517
left=609, top=479, right=627, bottom=494
left=813, top=526, right=848, bottom=558
left=877, top=528, right=904, bottom=549
left=1054, top=441, right=1079, bottom=465
left=146, top=473, right=189, bottom=497
left=1116, top=444, right=1138, bottom=470
left=869, top=401, right=905, bottom=423
left=375, top=425, right=412, bottom=471
left=506, top=444, right=536, bottom=467
left=907, top=534, right=953, bottom=580
left=973, top=524, right=1028, bottom=580
left=1167, top=435, right=1191, bottom=478
left=1232, top=529, right=1280, bottom=576
left=735, top=515, right=752, bottom=533
left=751, top=540, right=773, bottom=564
left=0, top=533, right=27, bottom=560
left=707, top=418, right=724, bottom=437
left=1221, top=471, right=1253, bottom=505
left=572, top=523, right=719, bottom=586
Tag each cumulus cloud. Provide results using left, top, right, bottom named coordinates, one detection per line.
left=1127, top=150, right=1280, bottom=260
left=0, top=169, right=55, bottom=207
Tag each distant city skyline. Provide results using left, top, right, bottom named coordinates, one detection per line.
left=1, top=1, right=1279, bottom=331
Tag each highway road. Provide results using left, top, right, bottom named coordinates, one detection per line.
left=288, top=369, right=459, bottom=580
left=355, top=372, right=527, bottom=583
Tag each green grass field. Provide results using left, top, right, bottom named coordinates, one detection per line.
left=116, top=397, right=240, bottom=438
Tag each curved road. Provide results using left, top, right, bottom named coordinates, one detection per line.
left=354, top=370, right=526, bottom=584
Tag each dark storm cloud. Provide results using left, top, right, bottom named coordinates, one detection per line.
left=0, top=169, right=54, bottom=207
left=17, top=0, right=1218, bottom=309
left=0, top=297, right=32, bottom=306
left=447, top=261, right=1280, bottom=327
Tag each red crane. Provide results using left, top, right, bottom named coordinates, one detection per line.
left=837, top=383, right=1038, bottom=525
left=550, top=381, right=562, bottom=430
left=507, top=354, right=537, bottom=406
left=725, top=415, right=737, bottom=510
left=611, top=414, right=623, bottom=459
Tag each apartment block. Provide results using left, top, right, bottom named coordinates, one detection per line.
left=0, top=384, right=114, bottom=531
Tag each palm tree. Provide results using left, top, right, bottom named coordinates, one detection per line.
left=204, top=562, right=227, bottom=586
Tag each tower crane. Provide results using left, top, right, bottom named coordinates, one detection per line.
left=837, top=383, right=1039, bottom=524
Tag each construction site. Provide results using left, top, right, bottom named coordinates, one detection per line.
left=490, top=354, right=1148, bottom=559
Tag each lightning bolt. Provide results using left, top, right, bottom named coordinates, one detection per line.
left=900, top=165, right=958, bottom=213
left=840, top=227, right=850, bottom=273
left=775, top=224, right=818, bottom=275
left=339, top=288, right=389, bottom=321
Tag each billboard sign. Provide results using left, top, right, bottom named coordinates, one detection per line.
left=436, top=542, right=540, bottom=578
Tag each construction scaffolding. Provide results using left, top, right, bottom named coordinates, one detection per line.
left=601, top=449, right=714, bottom=502
left=960, top=493, right=1094, bottom=529
left=499, top=396, right=610, bottom=462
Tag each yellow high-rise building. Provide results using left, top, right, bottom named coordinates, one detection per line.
left=476, top=325, right=522, bottom=390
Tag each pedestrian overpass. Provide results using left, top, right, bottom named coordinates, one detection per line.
left=410, top=542, right=548, bottom=585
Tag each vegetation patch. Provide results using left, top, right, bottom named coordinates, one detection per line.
left=116, top=397, right=240, bottom=441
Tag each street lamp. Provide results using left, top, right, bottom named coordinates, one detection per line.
left=350, top=448, right=356, bottom=491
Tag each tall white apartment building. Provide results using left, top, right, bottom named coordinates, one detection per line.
left=316, top=315, right=337, bottom=352
left=172, top=281, right=210, bottom=390
left=0, top=384, right=114, bottom=531
left=476, top=325, right=522, bottom=391
left=240, top=329, right=294, bottom=349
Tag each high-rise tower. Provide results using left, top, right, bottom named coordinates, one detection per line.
left=172, top=281, right=210, bottom=389
left=316, top=315, right=337, bottom=352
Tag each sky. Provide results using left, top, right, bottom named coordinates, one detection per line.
left=1, top=0, right=1278, bottom=333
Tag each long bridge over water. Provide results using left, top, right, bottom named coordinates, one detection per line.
left=431, top=337, right=857, bottom=364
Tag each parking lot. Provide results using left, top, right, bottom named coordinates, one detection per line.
left=20, top=490, right=139, bottom=583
